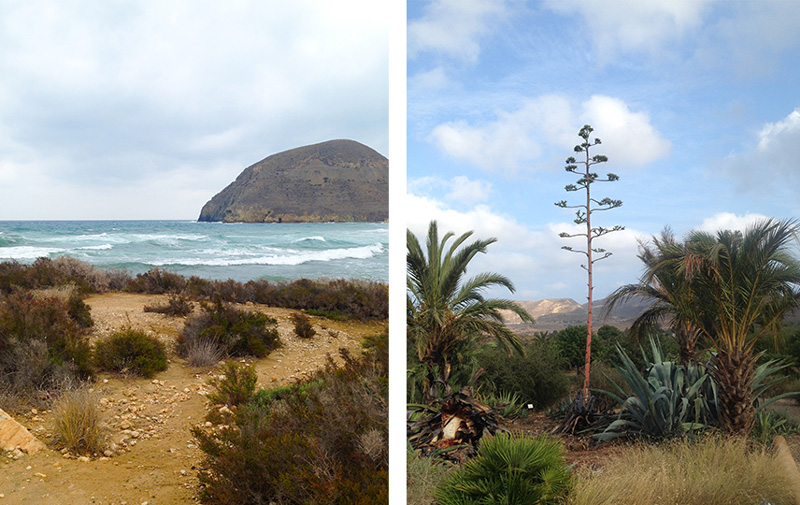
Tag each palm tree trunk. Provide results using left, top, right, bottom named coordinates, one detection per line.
left=711, top=348, right=756, bottom=435
left=675, top=325, right=698, bottom=366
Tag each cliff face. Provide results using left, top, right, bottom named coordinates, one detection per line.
left=198, top=139, right=388, bottom=223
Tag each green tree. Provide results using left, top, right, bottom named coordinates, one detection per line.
left=606, top=228, right=705, bottom=365
left=555, top=125, right=623, bottom=400
left=678, top=218, right=800, bottom=434
left=407, top=221, right=534, bottom=401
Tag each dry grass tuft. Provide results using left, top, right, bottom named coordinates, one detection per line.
left=182, top=337, right=225, bottom=368
left=407, top=448, right=455, bottom=505
left=569, top=435, right=795, bottom=505
left=51, top=388, right=107, bottom=456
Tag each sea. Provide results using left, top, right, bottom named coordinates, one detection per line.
left=0, top=221, right=388, bottom=284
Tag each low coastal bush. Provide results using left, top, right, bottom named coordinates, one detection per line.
left=569, top=435, right=794, bottom=505
left=206, top=362, right=258, bottom=408
left=291, top=312, right=316, bottom=339
left=51, top=388, right=107, bottom=456
left=0, top=257, right=128, bottom=294
left=435, top=433, right=571, bottom=505
left=177, top=299, right=281, bottom=363
left=0, top=258, right=388, bottom=320
left=94, top=327, right=168, bottom=378
left=477, top=338, right=570, bottom=411
left=192, top=334, right=389, bottom=505
left=143, top=293, right=195, bottom=317
left=0, top=292, right=92, bottom=399
left=126, top=267, right=187, bottom=294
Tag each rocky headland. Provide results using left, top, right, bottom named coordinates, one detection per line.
left=198, top=139, right=388, bottom=223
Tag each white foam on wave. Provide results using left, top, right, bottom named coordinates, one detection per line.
left=293, top=236, right=327, bottom=243
left=0, top=246, right=64, bottom=260
left=148, top=243, right=384, bottom=267
left=78, top=244, right=114, bottom=251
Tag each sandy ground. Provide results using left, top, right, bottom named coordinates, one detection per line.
left=0, top=292, right=387, bottom=505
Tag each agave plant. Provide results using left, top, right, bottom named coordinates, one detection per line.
left=595, top=338, right=717, bottom=441
left=434, top=432, right=572, bottom=505
left=596, top=337, right=797, bottom=441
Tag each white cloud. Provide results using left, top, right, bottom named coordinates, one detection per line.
left=428, top=94, right=669, bottom=172
left=0, top=1, right=388, bottom=219
left=721, top=107, right=800, bottom=192
left=405, top=191, right=645, bottom=301
left=580, top=96, right=671, bottom=166
left=445, top=176, right=493, bottom=204
left=696, top=212, right=770, bottom=234
left=408, top=0, right=508, bottom=63
left=543, top=0, right=712, bottom=60
left=408, top=67, right=451, bottom=92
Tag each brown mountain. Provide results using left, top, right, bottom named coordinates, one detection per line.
left=501, top=295, right=653, bottom=333
left=198, top=139, right=388, bottom=223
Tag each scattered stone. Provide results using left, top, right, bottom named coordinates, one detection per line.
left=34, top=472, right=46, bottom=478
left=78, top=456, right=90, bottom=462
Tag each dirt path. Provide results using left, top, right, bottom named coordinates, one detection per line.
left=0, top=293, right=386, bottom=505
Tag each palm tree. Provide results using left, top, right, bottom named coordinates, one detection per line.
left=606, top=228, right=705, bottom=366
left=407, top=221, right=534, bottom=401
left=680, top=218, right=800, bottom=434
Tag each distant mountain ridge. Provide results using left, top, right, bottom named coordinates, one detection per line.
left=501, top=295, right=653, bottom=332
left=198, top=139, right=388, bottom=223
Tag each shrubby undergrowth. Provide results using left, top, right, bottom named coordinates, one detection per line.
left=0, top=291, right=93, bottom=404
left=0, top=258, right=387, bottom=320
left=94, top=327, right=168, bottom=378
left=477, top=338, right=570, bottom=411
left=177, top=298, right=282, bottom=364
left=193, top=334, right=388, bottom=505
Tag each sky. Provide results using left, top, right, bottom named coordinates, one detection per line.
left=0, top=1, right=388, bottom=220
left=406, top=0, right=800, bottom=303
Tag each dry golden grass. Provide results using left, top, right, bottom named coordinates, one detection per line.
left=569, top=435, right=795, bottom=505
left=51, top=388, right=107, bottom=456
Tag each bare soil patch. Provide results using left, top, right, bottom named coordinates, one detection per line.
left=0, top=292, right=386, bottom=505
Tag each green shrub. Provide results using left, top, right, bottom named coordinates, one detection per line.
left=51, top=388, right=107, bottom=456
left=0, top=291, right=92, bottom=395
left=477, top=338, right=570, bottom=410
left=94, top=327, right=168, bottom=378
left=178, top=299, right=281, bottom=361
left=751, top=408, right=800, bottom=445
left=207, top=362, right=258, bottom=407
left=143, top=293, right=195, bottom=317
left=481, top=390, right=525, bottom=420
left=291, top=312, right=316, bottom=339
left=434, top=432, right=571, bottom=505
left=192, top=334, right=389, bottom=505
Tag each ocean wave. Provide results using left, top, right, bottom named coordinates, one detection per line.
left=293, top=236, right=327, bottom=243
left=0, top=246, right=64, bottom=260
left=78, top=244, right=114, bottom=251
left=148, top=243, right=384, bottom=267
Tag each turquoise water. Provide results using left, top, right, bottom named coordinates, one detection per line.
left=0, top=221, right=388, bottom=283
